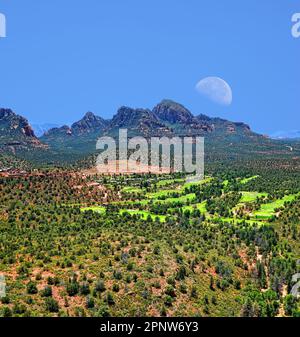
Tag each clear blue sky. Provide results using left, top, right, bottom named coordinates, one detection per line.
left=0, top=0, right=299, bottom=134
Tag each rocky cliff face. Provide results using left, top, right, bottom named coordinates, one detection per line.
left=195, top=115, right=252, bottom=136
left=152, top=100, right=213, bottom=135
left=0, top=109, right=44, bottom=151
left=153, top=100, right=195, bottom=125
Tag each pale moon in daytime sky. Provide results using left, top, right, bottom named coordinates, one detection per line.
left=195, top=77, right=233, bottom=106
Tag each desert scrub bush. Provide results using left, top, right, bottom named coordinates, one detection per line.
left=105, top=292, right=115, bottom=306
left=66, top=281, right=79, bottom=296
left=41, top=286, right=52, bottom=297
left=27, top=281, right=38, bottom=294
left=95, top=280, right=106, bottom=292
left=45, top=298, right=59, bottom=313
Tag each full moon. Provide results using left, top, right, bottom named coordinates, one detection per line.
left=195, top=77, right=233, bottom=106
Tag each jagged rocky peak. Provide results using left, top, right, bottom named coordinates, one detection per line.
left=0, top=108, right=15, bottom=119
left=42, top=111, right=108, bottom=139
left=84, top=111, right=96, bottom=119
left=153, top=99, right=195, bottom=124
left=196, top=113, right=212, bottom=122
left=108, top=106, right=172, bottom=137
left=111, top=106, right=159, bottom=127
left=71, top=111, right=108, bottom=133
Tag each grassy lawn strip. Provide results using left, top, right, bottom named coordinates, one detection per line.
left=182, top=201, right=207, bottom=214
left=156, top=178, right=185, bottom=187
left=155, top=193, right=196, bottom=204
left=183, top=177, right=213, bottom=189
left=240, top=175, right=259, bottom=184
left=81, top=206, right=106, bottom=214
left=146, top=189, right=183, bottom=199
left=214, top=217, right=265, bottom=226
left=122, top=186, right=143, bottom=193
left=239, top=191, right=267, bottom=203
left=120, top=209, right=166, bottom=222
left=232, top=191, right=268, bottom=216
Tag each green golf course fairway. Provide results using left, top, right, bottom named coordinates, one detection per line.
left=253, top=194, right=299, bottom=219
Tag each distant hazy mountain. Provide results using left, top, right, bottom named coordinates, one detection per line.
left=32, top=123, right=61, bottom=137
left=270, top=130, right=300, bottom=140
